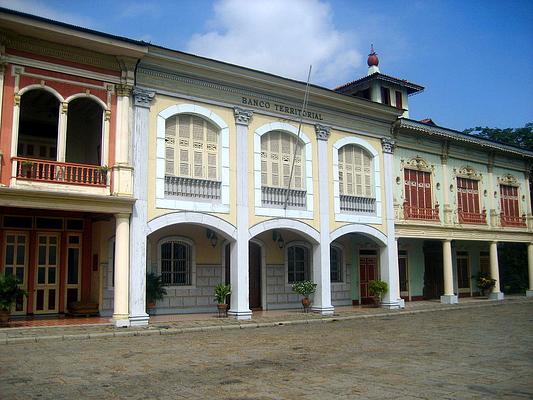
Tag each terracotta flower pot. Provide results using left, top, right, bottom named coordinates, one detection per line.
left=0, top=310, right=9, bottom=327
left=217, top=303, right=229, bottom=317
left=301, top=297, right=311, bottom=312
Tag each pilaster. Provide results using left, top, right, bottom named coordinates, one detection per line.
left=228, top=107, right=253, bottom=320
left=112, top=83, right=134, bottom=196
left=311, top=124, right=334, bottom=315
left=440, top=143, right=453, bottom=225
left=129, top=88, right=155, bottom=326
left=380, top=138, right=400, bottom=309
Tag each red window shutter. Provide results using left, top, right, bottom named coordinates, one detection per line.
left=395, top=91, right=403, bottom=110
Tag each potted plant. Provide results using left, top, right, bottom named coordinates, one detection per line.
left=214, top=283, right=231, bottom=317
left=146, top=272, right=167, bottom=314
left=0, top=275, right=27, bottom=327
left=475, top=272, right=496, bottom=297
left=291, top=280, right=317, bottom=312
left=368, top=280, right=388, bottom=307
left=20, top=160, right=35, bottom=178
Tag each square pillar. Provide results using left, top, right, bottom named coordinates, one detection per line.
left=128, top=88, right=155, bottom=326
left=380, top=138, right=400, bottom=309
left=311, top=125, right=334, bottom=315
left=228, top=108, right=253, bottom=320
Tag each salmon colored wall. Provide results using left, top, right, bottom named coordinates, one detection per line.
left=7, top=48, right=121, bottom=77
left=0, top=60, right=118, bottom=186
left=1, top=65, right=15, bottom=186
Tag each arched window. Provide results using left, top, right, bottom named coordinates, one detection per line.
left=66, top=98, right=103, bottom=165
left=287, top=244, right=310, bottom=283
left=338, top=145, right=373, bottom=197
left=330, top=245, right=343, bottom=283
left=159, top=239, right=192, bottom=286
left=17, top=89, right=59, bottom=160
left=165, top=115, right=219, bottom=181
left=261, top=131, right=305, bottom=190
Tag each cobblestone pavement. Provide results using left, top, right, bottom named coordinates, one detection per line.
left=0, top=301, right=532, bottom=399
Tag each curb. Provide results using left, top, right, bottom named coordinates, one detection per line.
left=2, top=299, right=531, bottom=345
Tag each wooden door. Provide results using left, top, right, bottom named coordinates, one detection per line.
left=423, top=241, right=443, bottom=299
left=398, top=250, right=409, bottom=299
left=249, top=242, right=261, bottom=309
left=359, top=251, right=377, bottom=304
left=3, top=232, right=29, bottom=314
left=34, top=234, right=60, bottom=313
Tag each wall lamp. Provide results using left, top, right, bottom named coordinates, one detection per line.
left=206, top=229, right=218, bottom=248
left=272, top=230, right=285, bottom=249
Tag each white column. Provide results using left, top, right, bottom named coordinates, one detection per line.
left=380, top=138, right=400, bottom=309
left=112, top=84, right=134, bottom=196
left=228, top=107, right=253, bottom=320
left=57, top=102, right=68, bottom=162
left=524, top=168, right=532, bottom=231
left=0, top=63, right=5, bottom=132
left=311, top=125, right=334, bottom=315
left=489, top=241, right=504, bottom=300
left=487, top=155, right=498, bottom=227
left=441, top=239, right=458, bottom=304
left=441, top=149, right=453, bottom=225
left=129, top=88, right=155, bottom=326
left=526, top=243, right=533, bottom=297
left=113, top=213, right=131, bottom=327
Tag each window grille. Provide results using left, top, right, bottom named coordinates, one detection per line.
left=160, top=240, right=191, bottom=286
left=287, top=244, right=310, bottom=283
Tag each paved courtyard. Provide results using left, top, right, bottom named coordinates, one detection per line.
left=0, top=302, right=532, bottom=399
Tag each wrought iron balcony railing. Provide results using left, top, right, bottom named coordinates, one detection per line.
left=403, top=203, right=440, bottom=221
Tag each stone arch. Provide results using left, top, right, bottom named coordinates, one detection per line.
left=329, top=223, right=387, bottom=247
left=147, top=211, right=237, bottom=241
left=248, top=218, right=320, bottom=244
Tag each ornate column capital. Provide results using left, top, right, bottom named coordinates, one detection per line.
left=133, top=88, right=155, bottom=108
left=315, top=124, right=331, bottom=141
left=234, top=107, right=253, bottom=125
left=115, top=84, right=133, bottom=97
left=61, top=101, right=68, bottom=114
left=381, top=137, right=395, bottom=154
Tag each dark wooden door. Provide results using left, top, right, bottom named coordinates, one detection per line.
left=224, top=243, right=231, bottom=306
left=423, top=241, right=444, bottom=299
left=359, top=254, right=377, bottom=304
left=249, top=242, right=261, bottom=309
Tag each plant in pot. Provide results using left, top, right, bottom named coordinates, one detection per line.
left=368, top=280, right=388, bottom=307
left=20, top=160, right=35, bottom=178
left=0, top=275, right=27, bottom=327
left=214, top=283, right=231, bottom=317
left=291, top=280, right=317, bottom=312
left=475, top=272, right=496, bottom=297
left=146, top=272, right=167, bottom=314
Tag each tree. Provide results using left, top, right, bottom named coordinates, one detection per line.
left=463, top=123, right=533, bottom=151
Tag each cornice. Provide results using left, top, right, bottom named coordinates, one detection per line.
left=1, top=30, right=120, bottom=71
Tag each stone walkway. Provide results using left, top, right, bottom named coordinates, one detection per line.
left=1, top=296, right=530, bottom=345
left=0, top=299, right=531, bottom=399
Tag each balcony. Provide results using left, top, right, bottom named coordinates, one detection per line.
left=340, top=195, right=376, bottom=214
left=262, top=186, right=306, bottom=209
left=165, top=175, right=221, bottom=199
left=13, top=157, right=108, bottom=187
left=403, top=203, right=440, bottom=221
left=458, top=209, right=487, bottom=225
left=500, top=214, right=527, bottom=228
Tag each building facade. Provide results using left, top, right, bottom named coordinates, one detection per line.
left=0, top=9, right=532, bottom=327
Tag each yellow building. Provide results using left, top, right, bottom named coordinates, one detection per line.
left=0, top=8, right=532, bottom=327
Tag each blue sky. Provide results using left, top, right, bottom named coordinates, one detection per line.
left=2, top=0, right=531, bottom=131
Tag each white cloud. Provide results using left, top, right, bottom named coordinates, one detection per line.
left=186, top=0, right=361, bottom=87
left=0, top=0, right=93, bottom=28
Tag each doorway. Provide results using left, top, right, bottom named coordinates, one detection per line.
left=249, top=242, right=261, bottom=309
left=359, top=249, right=378, bottom=304
left=423, top=241, right=444, bottom=299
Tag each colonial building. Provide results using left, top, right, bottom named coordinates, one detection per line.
left=0, top=8, right=532, bottom=328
